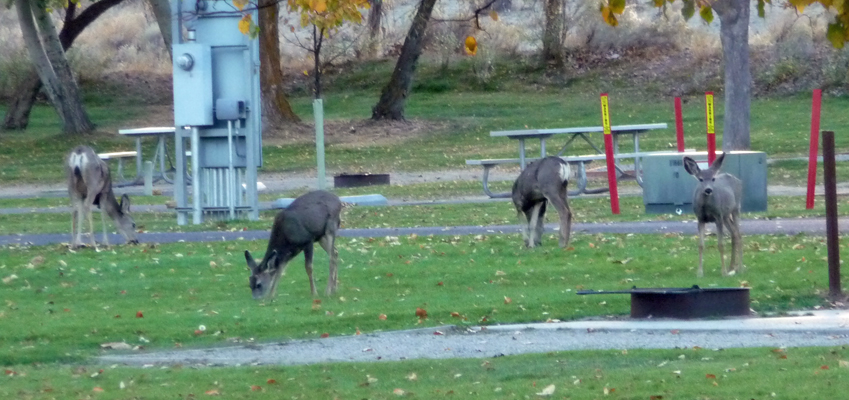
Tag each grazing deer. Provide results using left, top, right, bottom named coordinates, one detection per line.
left=512, top=156, right=573, bottom=248
left=683, top=153, right=743, bottom=277
left=66, top=145, right=138, bottom=249
left=245, top=190, right=342, bottom=299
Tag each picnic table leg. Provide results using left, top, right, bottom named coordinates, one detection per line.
left=633, top=133, right=643, bottom=187
left=481, top=165, right=511, bottom=199
left=135, top=138, right=142, bottom=179
left=578, top=132, right=605, bottom=154
left=556, top=134, right=580, bottom=156
left=567, top=162, right=588, bottom=196
left=540, top=138, right=546, bottom=158
left=519, top=138, right=527, bottom=169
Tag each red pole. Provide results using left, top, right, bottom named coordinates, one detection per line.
left=600, top=93, right=620, bottom=215
left=705, top=92, right=716, bottom=165
left=675, top=97, right=685, bottom=152
left=806, top=89, right=822, bottom=209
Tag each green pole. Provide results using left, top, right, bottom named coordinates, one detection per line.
left=313, top=99, right=326, bottom=190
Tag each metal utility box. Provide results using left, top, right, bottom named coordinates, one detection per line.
left=642, top=151, right=767, bottom=214
left=171, top=0, right=262, bottom=225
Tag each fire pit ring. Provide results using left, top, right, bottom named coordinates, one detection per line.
left=333, top=173, right=390, bottom=188
left=578, top=286, right=751, bottom=319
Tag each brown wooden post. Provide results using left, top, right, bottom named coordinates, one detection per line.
left=822, top=131, right=843, bottom=300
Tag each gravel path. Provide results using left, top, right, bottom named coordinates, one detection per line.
left=99, top=311, right=849, bottom=367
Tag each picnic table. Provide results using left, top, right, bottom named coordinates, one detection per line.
left=116, top=127, right=179, bottom=186
left=466, top=123, right=669, bottom=197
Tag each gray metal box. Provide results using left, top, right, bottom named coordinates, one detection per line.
left=642, top=151, right=767, bottom=214
left=172, top=43, right=213, bottom=126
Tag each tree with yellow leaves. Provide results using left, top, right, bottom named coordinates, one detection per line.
left=287, top=0, right=371, bottom=98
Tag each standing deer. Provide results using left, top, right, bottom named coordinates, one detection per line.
left=512, top=156, right=573, bottom=248
left=66, top=145, right=138, bottom=249
left=683, top=153, right=743, bottom=277
left=245, top=190, right=342, bottom=300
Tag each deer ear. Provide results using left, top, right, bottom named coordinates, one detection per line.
left=711, top=152, right=727, bottom=170
left=266, top=250, right=280, bottom=271
left=120, top=194, right=132, bottom=213
left=245, top=250, right=257, bottom=271
left=682, top=157, right=700, bottom=176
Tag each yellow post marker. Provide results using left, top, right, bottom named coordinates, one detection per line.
left=705, top=91, right=716, bottom=165
left=600, top=93, right=619, bottom=214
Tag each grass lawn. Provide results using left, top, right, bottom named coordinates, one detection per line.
left=0, top=193, right=843, bottom=236
left=2, top=347, right=848, bottom=399
left=0, top=232, right=842, bottom=366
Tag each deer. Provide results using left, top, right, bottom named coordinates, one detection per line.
left=512, top=156, right=573, bottom=248
left=66, top=145, right=138, bottom=250
left=683, top=152, right=743, bottom=277
left=244, top=190, right=342, bottom=300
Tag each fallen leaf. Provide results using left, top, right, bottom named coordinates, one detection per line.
left=406, top=372, right=418, bottom=381
left=267, top=379, right=277, bottom=384
left=136, top=311, right=143, bottom=318
left=706, top=374, right=716, bottom=379
left=250, top=385, right=262, bottom=391
left=536, top=384, right=555, bottom=396
left=379, top=314, right=387, bottom=320
left=320, top=333, right=329, bottom=338
left=393, top=388, right=406, bottom=395
left=92, top=387, right=104, bottom=393
left=504, top=296, right=512, bottom=304
left=416, top=307, right=427, bottom=319
left=450, top=312, right=461, bottom=317
left=205, top=389, right=220, bottom=395
left=821, top=365, right=830, bottom=370
left=100, top=342, right=132, bottom=350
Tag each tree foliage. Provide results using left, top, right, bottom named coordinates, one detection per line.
left=602, top=0, right=849, bottom=47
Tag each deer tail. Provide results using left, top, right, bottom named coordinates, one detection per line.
left=69, top=151, right=89, bottom=176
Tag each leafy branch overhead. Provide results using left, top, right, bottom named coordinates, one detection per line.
left=601, top=0, right=849, bottom=47
left=233, top=0, right=370, bottom=37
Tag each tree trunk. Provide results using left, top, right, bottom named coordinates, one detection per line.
left=4, top=0, right=123, bottom=131
left=259, top=0, right=300, bottom=129
left=371, top=0, right=437, bottom=121
left=541, top=0, right=564, bottom=68
left=32, top=0, right=95, bottom=133
left=313, top=26, right=325, bottom=99
left=714, top=0, right=751, bottom=151
left=363, top=0, right=383, bottom=59
left=146, top=0, right=172, bottom=60
left=15, top=0, right=68, bottom=123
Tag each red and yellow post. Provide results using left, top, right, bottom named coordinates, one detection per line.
left=600, top=93, right=620, bottom=214
left=705, top=91, right=716, bottom=165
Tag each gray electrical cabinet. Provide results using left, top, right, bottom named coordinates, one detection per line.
left=170, top=0, right=262, bottom=225
left=642, top=151, right=767, bottom=214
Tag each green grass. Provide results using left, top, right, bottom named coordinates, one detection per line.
left=0, top=232, right=843, bottom=366
left=0, top=194, right=841, bottom=236
left=2, top=346, right=848, bottom=399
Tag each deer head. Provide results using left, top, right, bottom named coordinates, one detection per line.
left=245, top=249, right=288, bottom=300
left=115, top=194, right=139, bottom=244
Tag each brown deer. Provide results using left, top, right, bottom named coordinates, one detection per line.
left=66, top=145, right=138, bottom=249
left=245, top=190, right=342, bottom=299
left=683, top=153, right=743, bottom=277
left=512, top=156, right=573, bottom=248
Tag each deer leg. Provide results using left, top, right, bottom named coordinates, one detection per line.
left=727, top=213, right=743, bottom=274
left=716, top=220, right=728, bottom=276
left=697, top=221, right=706, bottom=278
left=70, top=205, right=80, bottom=248
left=319, top=234, right=338, bottom=295
left=303, top=244, right=318, bottom=296
left=526, top=202, right=544, bottom=248
left=546, top=187, right=572, bottom=248
left=82, top=199, right=98, bottom=250
left=100, top=211, right=110, bottom=247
